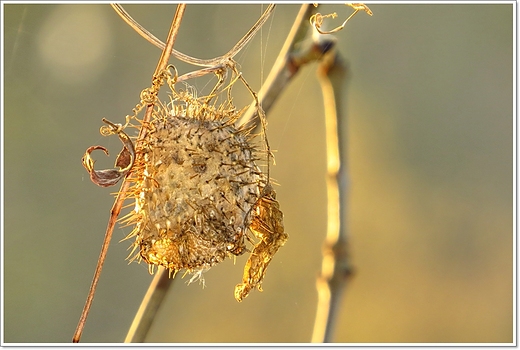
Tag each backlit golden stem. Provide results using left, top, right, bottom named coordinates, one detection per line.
left=125, top=268, right=174, bottom=343
left=111, top=4, right=275, bottom=68
left=238, top=4, right=317, bottom=128
left=311, top=44, right=353, bottom=343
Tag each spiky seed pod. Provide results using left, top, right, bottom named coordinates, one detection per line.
left=81, top=72, right=288, bottom=304
left=127, top=100, right=266, bottom=277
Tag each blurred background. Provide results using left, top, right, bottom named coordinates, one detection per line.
left=3, top=3, right=513, bottom=344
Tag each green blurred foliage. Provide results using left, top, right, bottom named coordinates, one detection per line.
left=3, top=3, right=513, bottom=343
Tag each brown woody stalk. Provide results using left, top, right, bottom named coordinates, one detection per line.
left=238, top=4, right=317, bottom=127
left=72, top=4, right=186, bottom=343
left=124, top=267, right=173, bottom=343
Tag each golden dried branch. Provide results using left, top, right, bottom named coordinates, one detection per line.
left=311, top=48, right=353, bottom=343
left=124, top=267, right=174, bottom=343
left=111, top=3, right=276, bottom=68
left=72, top=4, right=186, bottom=343
left=238, top=4, right=318, bottom=127
left=310, top=3, right=372, bottom=342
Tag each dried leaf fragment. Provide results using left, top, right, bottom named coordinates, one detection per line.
left=82, top=119, right=135, bottom=187
left=235, top=184, right=288, bottom=302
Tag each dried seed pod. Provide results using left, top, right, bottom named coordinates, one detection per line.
left=126, top=99, right=267, bottom=278
left=108, top=76, right=289, bottom=300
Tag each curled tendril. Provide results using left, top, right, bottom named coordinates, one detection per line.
left=310, top=3, right=372, bottom=35
left=165, top=64, right=179, bottom=91
left=82, top=118, right=136, bottom=187
left=140, top=87, right=158, bottom=106
left=134, top=66, right=179, bottom=115
left=99, top=119, right=123, bottom=136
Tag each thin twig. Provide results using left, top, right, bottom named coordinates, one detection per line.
left=238, top=4, right=318, bottom=128
left=72, top=180, right=131, bottom=343
left=72, top=4, right=186, bottom=343
left=111, top=3, right=275, bottom=68
left=124, top=267, right=173, bottom=343
left=309, top=5, right=372, bottom=341
left=310, top=42, right=353, bottom=343
left=310, top=3, right=373, bottom=35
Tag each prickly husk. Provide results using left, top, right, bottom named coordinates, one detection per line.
left=126, top=104, right=266, bottom=276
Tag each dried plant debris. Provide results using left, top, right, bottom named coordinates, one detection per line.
left=235, top=183, right=288, bottom=301
left=128, top=105, right=264, bottom=273
left=82, top=118, right=135, bottom=187
left=83, top=71, right=287, bottom=301
left=310, top=3, right=372, bottom=35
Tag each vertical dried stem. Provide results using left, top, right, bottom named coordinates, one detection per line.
left=311, top=46, right=353, bottom=343
left=238, top=4, right=317, bottom=127
left=124, top=267, right=173, bottom=343
left=72, top=4, right=186, bottom=343
left=143, top=4, right=186, bottom=124
left=309, top=5, right=372, bottom=341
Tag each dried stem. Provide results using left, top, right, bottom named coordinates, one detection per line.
left=72, top=4, right=186, bottom=343
left=72, top=182, right=130, bottom=343
left=111, top=4, right=275, bottom=68
left=310, top=3, right=373, bottom=35
left=124, top=267, right=173, bottom=343
left=310, top=44, right=353, bottom=343
left=308, top=5, right=372, bottom=341
left=238, top=4, right=318, bottom=127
